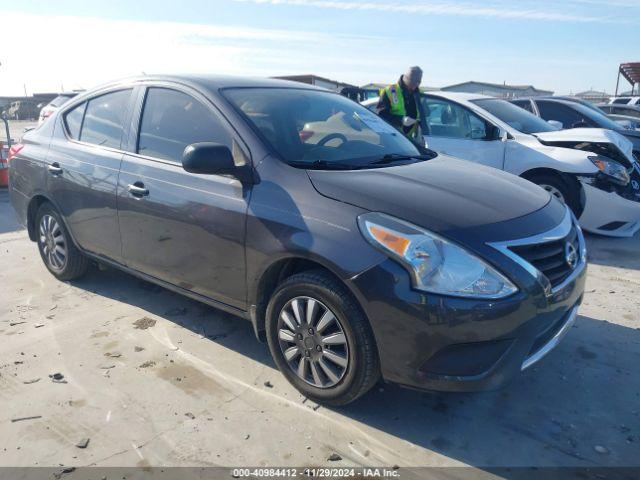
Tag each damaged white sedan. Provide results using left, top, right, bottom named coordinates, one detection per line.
left=364, top=92, right=640, bottom=237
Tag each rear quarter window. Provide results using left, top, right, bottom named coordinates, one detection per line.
left=80, top=89, right=132, bottom=149
left=64, top=102, right=86, bottom=139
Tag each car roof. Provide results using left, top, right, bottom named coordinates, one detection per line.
left=94, top=74, right=328, bottom=93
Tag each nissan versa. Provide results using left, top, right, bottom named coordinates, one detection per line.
left=8, top=75, right=587, bottom=405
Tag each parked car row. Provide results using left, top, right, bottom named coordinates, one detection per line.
left=363, top=91, right=640, bottom=238
left=9, top=75, right=588, bottom=405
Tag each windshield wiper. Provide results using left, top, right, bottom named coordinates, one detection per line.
left=368, top=153, right=434, bottom=166
left=289, top=160, right=360, bottom=170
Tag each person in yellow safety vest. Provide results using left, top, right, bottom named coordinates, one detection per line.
left=376, top=66, right=423, bottom=144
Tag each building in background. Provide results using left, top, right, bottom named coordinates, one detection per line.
left=0, top=93, right=58, bottom=120
left=440, top=81, right=553, bottom=99
left=573, top=89, right=610, bottom=103
left=274, top=74, right=369, bottom=101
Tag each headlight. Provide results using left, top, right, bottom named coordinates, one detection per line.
left=588, top=155, right=630, bottom=186
left=358, top=212, right=518, bottom=299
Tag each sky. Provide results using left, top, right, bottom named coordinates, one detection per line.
left=0, top=0, right=638, bottom=96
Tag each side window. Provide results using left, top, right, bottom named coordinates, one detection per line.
left=613, top=98, right=630, bottom=104
left=512, top=100, right=533, bottom=113
left=137, top=88, right=232, bottom=163
left=621, top=108, right=640, bottom=119
left=421, top=97, right=487, bottom=139
left=80, top=90, right=132, bottom=148
left=536, top=102, right=580, bottom=128
left=64, top=102, right=86, bottom=139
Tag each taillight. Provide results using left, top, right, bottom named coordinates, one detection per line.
left=299, top=130, right=314, bottom=143
left=8, top=143, right=24, bottom=162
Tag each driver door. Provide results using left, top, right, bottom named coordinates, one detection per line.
left=421, top=95, right=506, bottom=170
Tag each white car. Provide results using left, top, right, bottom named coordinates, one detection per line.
left=609, top=96, right=640, bottom=106
left=363, top=92, right=640, bottom=237
left=38, top=93, right=79, bottom=125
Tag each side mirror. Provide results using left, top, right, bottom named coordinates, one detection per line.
left=182, top=142, right=237, bottom=176
left=547, top=120, right=563, bottom=129
left=484, top=123, right=501, bottom=141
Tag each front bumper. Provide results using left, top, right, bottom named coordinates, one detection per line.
left=578, top=182, right=640, bottom=237
left=348, top=207, right=587, bottom=392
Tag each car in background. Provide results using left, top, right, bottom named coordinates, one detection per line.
left=38, top=93, right=80, bottom=125
left=511, top=97, right=640, bottom=159
left=9, top=75, right=587, bottom=405
left=514, top=96, right=640, bottom=132
left=598, top=103, right=640, bottom=122
left=362, top=92, right=640, bottom=237
left=609, top=96, right=640, bottom=106
left=510, top=96, right=638, bottom=130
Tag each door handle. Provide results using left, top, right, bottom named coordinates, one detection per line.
left=127, top=182, right=149, bottom=197
left=48, top=163, right=63, bottom=175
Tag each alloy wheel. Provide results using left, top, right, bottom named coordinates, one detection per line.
left=277, top=296, right=349, bottom=388
left=39, top=214, right=67, bottom=271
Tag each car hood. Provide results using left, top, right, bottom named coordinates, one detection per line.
left=307, top=156, right=551, bottom=233
left=534, top=128, right=635, bottom=160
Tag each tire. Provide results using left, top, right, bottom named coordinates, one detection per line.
left=265, top=270, right=380, bottom=406
left=528, top=173, right=582, bottom=217
left=35, top=202, right=89, bottom=281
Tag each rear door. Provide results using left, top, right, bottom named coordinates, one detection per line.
left=46, top=88, right=134, bottom=262
left=421, top=95, right=506, bottom=169
left=117, top=84, right=250, bottom=310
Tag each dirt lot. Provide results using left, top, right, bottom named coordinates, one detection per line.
left=0, top=186, right=639, bottom=473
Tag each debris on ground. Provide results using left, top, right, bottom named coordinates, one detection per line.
left=75, top=438, right=90, bottom=449
left=264, top=381, right=273, bottom=388
left=244, top=434, right=250, bottom=440
left=185, top=412, right=195, bottom=420
left=34, top=323, right=45, bottom=328
left=134, top=346, right=145, bottom=352
left=9, top=321, right=27, bottom=326
left=327, top=453, right=342, bottom=461
left=49, top=373, right=67, bottom=383
left=99, top=365, right=116, bottom=369
left=133, top=317, right=156, bottom=330
left=104, top=352, right=121, bottom=358
left=139, top=361, right=156, bottom=368
left=11, top=415, right=42, bottom=423
left=23, top=378, right=40, bottom=384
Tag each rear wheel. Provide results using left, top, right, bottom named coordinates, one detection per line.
left=528, top=173, right=582, bottom=217
left=36, top=203, right=89, bottom=280
left=266, top=270, right=379, bottom=406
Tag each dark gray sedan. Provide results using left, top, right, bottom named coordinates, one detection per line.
left=8, top=75, right=586, bottom=404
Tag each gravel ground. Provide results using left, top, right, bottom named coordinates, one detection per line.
left=0, top=186, right=639, bottom=473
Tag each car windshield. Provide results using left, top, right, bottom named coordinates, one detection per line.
left=223, top=88, right=424, bottom=169
left=471, top=98, right=557, bottom=134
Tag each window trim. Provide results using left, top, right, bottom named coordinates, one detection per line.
left=422, top=94, right=496, bottom=141
left=59, top=85, right=136, bottom=155
left=62, top=101, right=87, bottom=141
left=126, top=82, right=252, bottom=168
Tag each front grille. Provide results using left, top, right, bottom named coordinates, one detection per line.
left=508, top=225, right=580, bottom=289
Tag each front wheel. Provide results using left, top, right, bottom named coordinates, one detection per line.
left=265, top=270, right=379, bottom=406
left=528, top=173, right=583, bottom=217
left=36, top=203, right=89, bottom=281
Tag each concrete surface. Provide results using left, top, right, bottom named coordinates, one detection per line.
left=0, top=188, right=639, bottom=472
